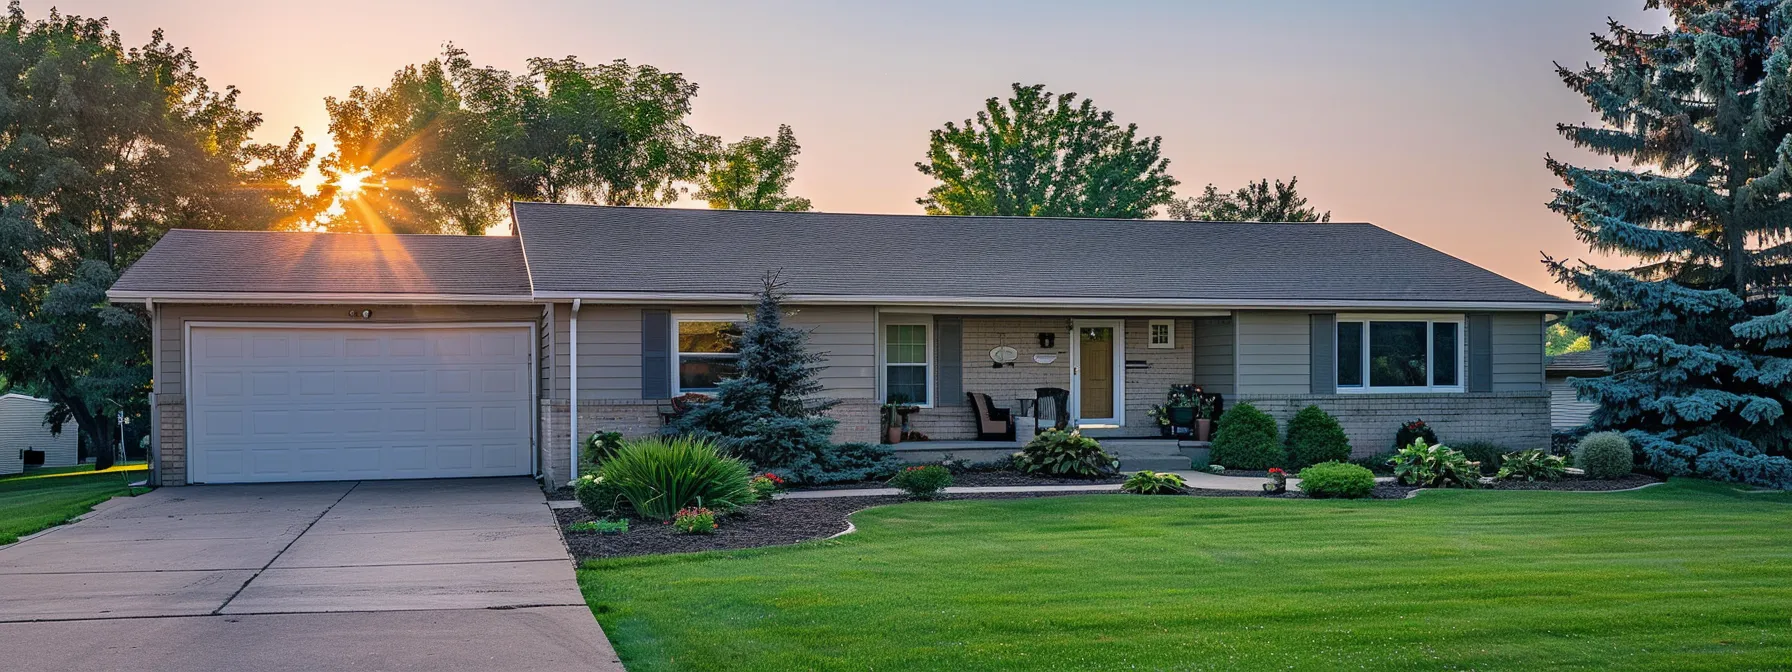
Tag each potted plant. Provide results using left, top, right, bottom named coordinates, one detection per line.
left=1147, top=404, right=1173, bottom=437
left=881, top=395, right=918, bottom=444
left=1193, top=394, right=1217, bottom=442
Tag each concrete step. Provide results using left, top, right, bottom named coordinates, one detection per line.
left=1118, top=455, right=1193, bottom=472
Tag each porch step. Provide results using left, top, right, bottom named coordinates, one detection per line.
left=1117, top=455, right=1193, bottom=472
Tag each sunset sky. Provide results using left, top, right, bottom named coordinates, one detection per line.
left=30, top=0, right=1661, bottom=295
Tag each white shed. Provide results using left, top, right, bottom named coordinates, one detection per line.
left=0, top=393, right=79, bottom=475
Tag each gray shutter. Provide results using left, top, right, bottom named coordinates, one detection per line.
left=1309, top=313, right=1337, bottom=394
left=1467, top=313, right=1493, bottom=393
left=935, top=317, right=963, bottom=408
left=642, top=309, right=671, bottom=399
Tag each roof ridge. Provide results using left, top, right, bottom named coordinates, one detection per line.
left=508, top=201, right=1380, bottom=227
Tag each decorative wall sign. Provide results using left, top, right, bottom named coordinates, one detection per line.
left=1033, top=353, right=1058, bottom=364
left=989, top=345, right=1019, bottom=367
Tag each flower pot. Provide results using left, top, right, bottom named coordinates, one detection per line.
left=1194, top=419, right=1212, bottom=442
left=1167, top=406, right=1197, bottom=427
left=886, top=426, right=903, bottom=444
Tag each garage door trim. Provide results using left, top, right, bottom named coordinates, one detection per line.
left=183, top=320, right=538, bottom=483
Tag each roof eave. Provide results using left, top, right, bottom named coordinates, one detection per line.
left=105, top=290, right=539, bottom=305
left=528, top=290, right=1592, bottom=312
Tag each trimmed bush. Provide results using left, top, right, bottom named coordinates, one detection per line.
left=573, top=473, right=627, bottom=516
left=1285, top=405, right=1351, bottom=469
left=1296, top=462, right=1376, bottom=499
left=1453, top=441, right=1508, bottom=475
left=1121, top=470, right=1187, bottom=495
left=1394, top=419, right=1440, bottom=452
left=600, top=437, right=754, bottom=520
left=888, top=465, right=953, bottom=500
left=1210, top=403, right=1283, bottom=470
left=1497, top=449, right=1567, bottom=482
left=1576, top=432, right=1635, bottom=479
left=1014, top=429, right=1118, bottom=477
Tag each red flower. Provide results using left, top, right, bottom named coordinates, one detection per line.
left=1268, top=468, right=1285, bottom=474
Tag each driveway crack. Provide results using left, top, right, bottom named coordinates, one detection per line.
left=210, top=481, right=361, bottom=615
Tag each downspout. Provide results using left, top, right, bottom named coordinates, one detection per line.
left=146, top=297, right=157, bottom=487
left=568, top=299, right=581, bottom=485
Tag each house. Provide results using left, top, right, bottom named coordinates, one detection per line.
left=107, top=203, right=1587, bottom=486
left=1545, top=349, right=1608, bottom=431
left=0, top=393, right=80, bottom=475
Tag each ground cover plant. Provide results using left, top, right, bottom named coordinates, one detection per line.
left=579, top=480, right=1792, bottom=671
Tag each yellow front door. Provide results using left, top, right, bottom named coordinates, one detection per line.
left=1079, top=326, right=1115, bottom=419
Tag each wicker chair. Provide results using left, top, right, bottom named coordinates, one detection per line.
left=967, top=392, right=1015, bottom=441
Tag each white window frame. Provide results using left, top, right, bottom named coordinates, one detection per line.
left=672, top=313, right=746, bottom=396
left=877, top=316, right=934, bottom=408
left=1335, top=314, right=1466, bottom=394
left=1147, top=319, right=1176, bottom=349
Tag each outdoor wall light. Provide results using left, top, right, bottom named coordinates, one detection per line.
left=1037, top=332, right=1055, bottom=349
left=352, top=309, right=373, bottom=319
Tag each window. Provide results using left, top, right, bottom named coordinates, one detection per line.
left=883, top=322, right=931, bottom=405
left=674, top=317, right=743, bottom=394
left=1336, top=316, right=1464, bottom=392
left=1147, top=320, right=1175, bottom=349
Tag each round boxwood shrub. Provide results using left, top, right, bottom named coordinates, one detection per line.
left=1210, top=402, right=1283, bottom=470
left=1576, top=431, right=1634, bottom=480
left=1296, top=461, right=1377, bottom=499
left=1285, top=405, right=1351, bottom=469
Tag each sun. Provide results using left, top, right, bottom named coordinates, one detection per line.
left=336, top=169, right=374, bottom=197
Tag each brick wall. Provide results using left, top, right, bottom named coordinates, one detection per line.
left=826, top=399, right=881, bottom=444
left=1121, top=318, right=1194, bottom=435
left=955, top=317, right=1194, bottom=436
left=155, top=395, right=185, bottom=486
left=1240, top=392, right=1552, bottom=457
left=539, top=399, right=664, bottom=485
left=906, top=406, right=978, bottom=440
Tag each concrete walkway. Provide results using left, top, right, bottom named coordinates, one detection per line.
left=0, top=478, right=623, bottom=672
left=776, top=470, right=1299, bottom=499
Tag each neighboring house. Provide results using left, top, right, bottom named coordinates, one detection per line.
left=0, top=393, right=79, bottom=475
left=108, top=203, right=1588, bottom=486
left=1545, top=349, right=1608, bottom=431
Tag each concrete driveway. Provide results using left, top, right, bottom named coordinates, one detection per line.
left=0, top=478, right=624, bottom=671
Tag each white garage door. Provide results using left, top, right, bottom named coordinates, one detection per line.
left=188, top=325, right=533, bottom=483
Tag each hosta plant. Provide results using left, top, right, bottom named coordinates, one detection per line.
left=1497, top=449, right=1567, bottom=482
left=1121, top=470, right=1186, bottom=495
left=1388, top=439, right=1481, bottom=488
left=1012, top=429, right=1118, bottom=477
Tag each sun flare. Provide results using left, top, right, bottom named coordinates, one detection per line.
left=336, top=169, right=374, bottom=197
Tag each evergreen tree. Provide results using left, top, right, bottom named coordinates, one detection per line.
left=667, top=273, right=839, bottom=476
left=1545, top=1, right=1792, bottom=489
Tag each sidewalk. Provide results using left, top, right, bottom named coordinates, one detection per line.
left=779, top=470, right=1307, bottom=499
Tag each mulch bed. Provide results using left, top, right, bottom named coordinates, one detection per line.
left=1478, top=473, right=1660, bottom=491
left=788, top=470, right=1127, bottom=490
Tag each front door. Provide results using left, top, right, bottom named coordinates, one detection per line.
left=1071, top=320, right=1124, bottom=426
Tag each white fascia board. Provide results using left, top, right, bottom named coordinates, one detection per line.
left=529, top=291, right=1593, bottom=312
left=105, top=290, right=540, bottom=305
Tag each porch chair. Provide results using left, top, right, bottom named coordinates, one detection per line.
left=967, top=392, right=1016, bottom=441
left=1033, top=387, right=1071, bottom=432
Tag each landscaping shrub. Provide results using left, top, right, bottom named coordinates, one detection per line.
left=1388, top=439, right=1481, bottom=488
left=579, top=430, right=625, bottom=475
left=1210, top=403, right=1283, bottom=470
left=1576, top=432, right=1635, bottom=479
left=672, top=507, right=718, bottom=534
left=888, top=465, right=953, bottom=500
left=748, top=472, right=784, bottom=501
left=600, top=437, right=754, bottom=520
left=1013, top=429, right=1118, bottom=477
left=1497, top=449, right=1567, bottom=482
left=573, top=473, right=627, bottom=516
left=567, top=519, right=628, bottom=534
left=1121, top=470, right=1186, bottom=495
left=1349, top=451, right=1396, bottom=475
left=1284, top=405, right=1351, bottom=469
left=1394, top=419, right=1440, bottom=452
left=1453, top=441, right=1508, bottom=475
left=1296, top=462, right=1376, bottom=499
left=784, top=442, right=905, bottom=485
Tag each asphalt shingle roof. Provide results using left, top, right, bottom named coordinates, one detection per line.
left=1546, top=349, right=1610, bottom=374
left=512, top=203, right=1578, bottom=306
left=111, top=229, right=532, bottom=297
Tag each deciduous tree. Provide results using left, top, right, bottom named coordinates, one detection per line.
left=697, top=125, right=812, bottom=211
left=1168, top=177, right=1331, bottom=222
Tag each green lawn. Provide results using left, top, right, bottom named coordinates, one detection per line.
left=0, top=463, right=148, bottom=544
left=579, top=480, right=1792, bottom=671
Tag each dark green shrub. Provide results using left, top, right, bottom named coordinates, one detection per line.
left=1394, top=419, right=1440, bottom=452
left=1497, top=449, right=1567, bottom=482
left=1296, top=462, right=1376, bottom=499
left=600, top=437, right=754, bottom=520
left=1210, top=403, right=1283, bottom=470
left=1453, top=441, right=1508, bottom=475
left=1349, top=451, right=1396, bottom=475
left=573, top=473, right=627, bottom=516
left=1013, top=429, right=1118, bottom=477
left=1285, top=405, right=1351, bottom=469
left=786, top=442, right=905, bottom=485
left=579, top=430, right=625, bottom=475
left=888, top=465, right=954, bottom=499
left=1388, top=439, right=1481, bottom=488
left=1121, top=470, right=1186, bottom=495
left=1576, top=432, right=1635, bottom=479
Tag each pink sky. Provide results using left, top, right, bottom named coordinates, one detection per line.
left=30, top=0, right=1663, bottom=295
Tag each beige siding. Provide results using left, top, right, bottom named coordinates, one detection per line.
left=958, top=317, right=1071, bottom=408
left=1547, top=375, right=1598, bottom=429
left=1121, top=318, right=1195, bottom=434
left=154, top=303, right=543, bottom=398
left=1235, top=311, right=1310, bottom=395
left=0, top=396, right=79, bottom=473
left=1193, top=316, right=1235, bottom=397
left=1492, top=312, right=1545, bottom=391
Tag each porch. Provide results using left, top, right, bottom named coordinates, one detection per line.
left=885, top=438, right=1212, bottom=472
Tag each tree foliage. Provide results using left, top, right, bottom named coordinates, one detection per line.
left=319, top=47, right=715, bottom=234
left=1546, top=322, right=1593, bottom=356
left=916, top=83, right=1178, bottom=219
left=697, top=124, right=812, bottom=211
left=1168, top=176, right=1331, bottom=222
left=0, top=4, right=316, bottom=468
left=1545, top=1, right=1792, bottom=489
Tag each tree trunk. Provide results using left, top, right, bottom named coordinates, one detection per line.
left=43, top=368, right=116, bottom=470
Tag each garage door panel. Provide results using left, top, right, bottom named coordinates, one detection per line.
left=189, top=326, right=532, bottom=483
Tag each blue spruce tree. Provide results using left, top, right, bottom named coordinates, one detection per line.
left=1547, top=0, right=1792, bottom=489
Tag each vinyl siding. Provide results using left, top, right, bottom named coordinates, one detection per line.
left=1547, top=375, right=1598, bottom=429
left=154, top=303, right=543, bottom=398
left=1192, top=316, right=1235, bottom=397
left=1491, top=312, right=1546, bottom=391
left=1235, top=311, right=1311, bottom=395
left=0, top=396, right=80, bottom=472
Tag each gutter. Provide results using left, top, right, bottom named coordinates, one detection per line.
left=105, top=290, right=540, bottom=305
left=528, top=291, right=1594, bottom=312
